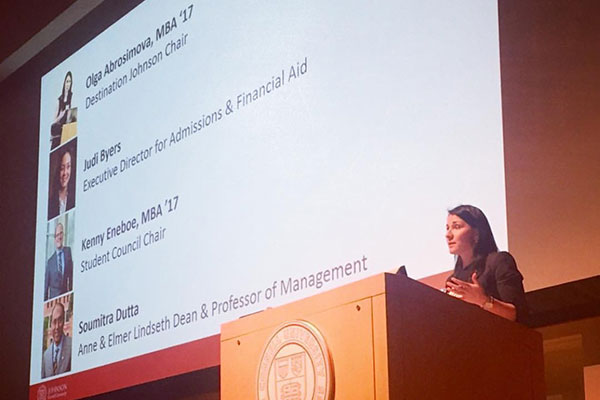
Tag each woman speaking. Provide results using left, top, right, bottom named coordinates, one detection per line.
left=444, top=205, right=528, bottom=323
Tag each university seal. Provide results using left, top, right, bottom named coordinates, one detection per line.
left=257, top=320, right=334, bottom=400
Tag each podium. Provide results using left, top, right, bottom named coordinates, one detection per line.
left=60, top=122, right=77, bottom=144
left=221, top=273, right=544, bottom=400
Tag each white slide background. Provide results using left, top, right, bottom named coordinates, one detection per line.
left=31, top=0, right=506, bottom=383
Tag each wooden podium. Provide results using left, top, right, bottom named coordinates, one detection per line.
left=221, top=273, right=544, bottom=399
left=61, top=122, right=77, bottom=144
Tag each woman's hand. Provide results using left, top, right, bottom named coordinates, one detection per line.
left=446, top=272, right=488, bottom=306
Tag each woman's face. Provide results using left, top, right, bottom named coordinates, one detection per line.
left=445, top=214, right=478, bottom=258
left=64, top=74, right=72, bottom=94
left=59, top=152, right=72, bottom=189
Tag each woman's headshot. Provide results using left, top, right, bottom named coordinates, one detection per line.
left=48, top=140, right=77, bottom=220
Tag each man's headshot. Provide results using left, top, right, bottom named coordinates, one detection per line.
left=42, top=302, right=72, bottom=378
left=44, top=221, right=73, bottom=300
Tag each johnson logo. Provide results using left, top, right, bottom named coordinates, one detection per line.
left=36, top=385, right=47, bottom=400
left=46, top=383, right=68, bottom=399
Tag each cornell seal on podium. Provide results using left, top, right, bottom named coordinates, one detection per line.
left=257, top=320, right=334, bottom=400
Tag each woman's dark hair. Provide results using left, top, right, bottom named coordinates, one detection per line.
left=448, top=204, right=498, bottom=257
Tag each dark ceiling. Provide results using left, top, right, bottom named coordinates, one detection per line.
left=0, top=0, right=77, bottom=63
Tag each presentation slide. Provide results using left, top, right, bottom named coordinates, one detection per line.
left=31, top=0, right=506, bottom=397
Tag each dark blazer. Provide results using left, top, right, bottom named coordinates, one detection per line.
left=448, top=251, right=528, bottom=324
left=44, top=247, right=73, bottom=301
left=48, top=190, right=75, bottom=220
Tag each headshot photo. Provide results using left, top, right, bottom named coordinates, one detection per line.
left=44, top=214, right=74, bottom=301
left=42, top=295, right=73, bottom=378
left=48, top=138, right=77, bottom=221
left=50, top=70, right=78, bottom=150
